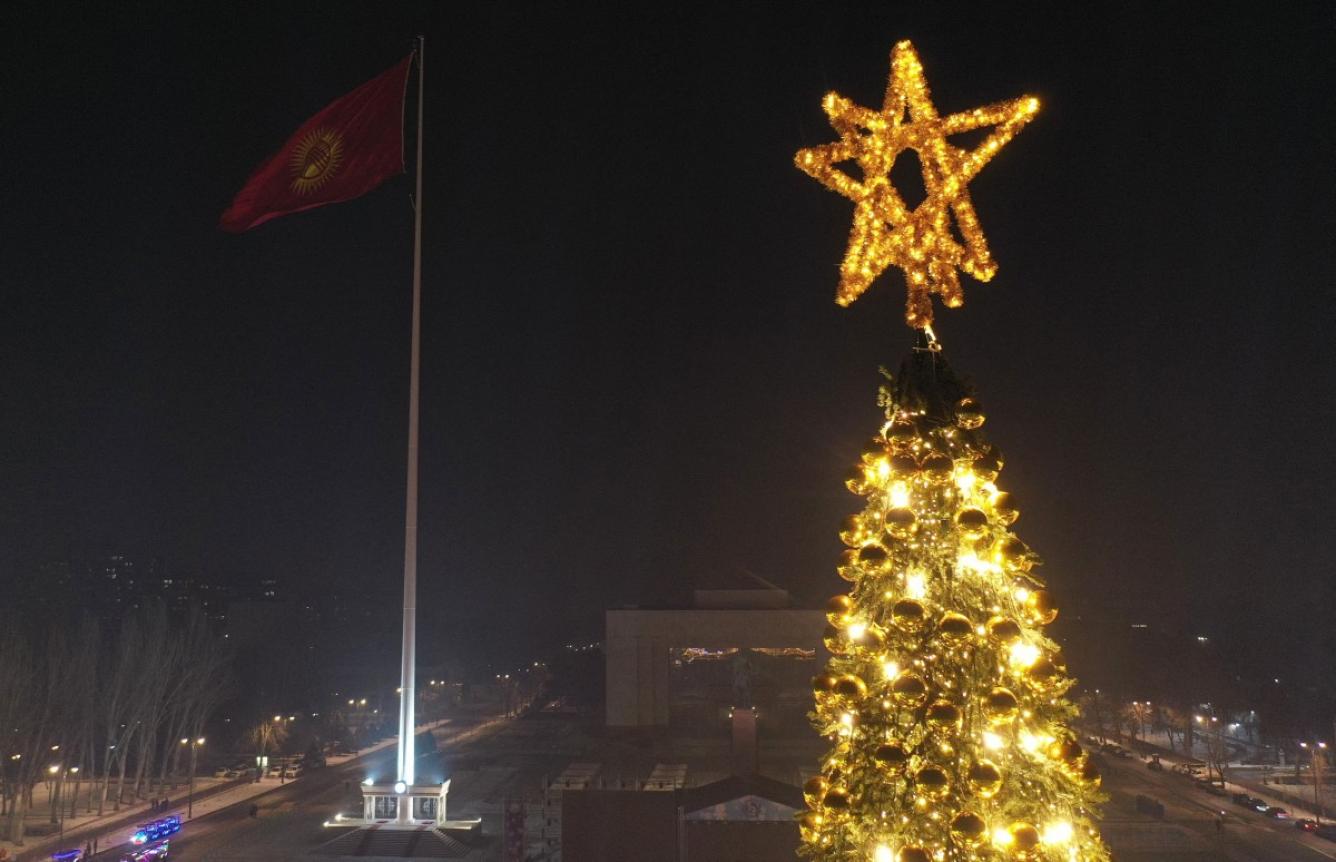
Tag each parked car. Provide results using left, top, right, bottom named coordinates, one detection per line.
left=212, top=767, right=230, bottom=778
left=1147, top=758, right=1163, bottom=771
left=1247, top=798, right=1269, bottom=812
left=1264, top=807, right=1289, bottom=819
left=1296, top=818, right=1318, bottom=832
left=1231, top=793, right=1253, bottom=807
left=1315, top=824, right=1336, bottom=842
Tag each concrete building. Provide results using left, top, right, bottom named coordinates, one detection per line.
left=604, top=584, right=826, bottom=729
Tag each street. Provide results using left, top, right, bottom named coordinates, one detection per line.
left=1098, top=749, right=1336, bottom=862
left=104, top=715, right=509, bottom=862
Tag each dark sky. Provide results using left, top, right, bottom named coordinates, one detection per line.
left=3, top=2, right=1335, bottom=674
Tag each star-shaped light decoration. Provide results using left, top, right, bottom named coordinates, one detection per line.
left=796, top=40, right=1039, bottom=329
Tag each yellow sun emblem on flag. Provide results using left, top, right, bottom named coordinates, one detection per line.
left=290, top=128, right=344, bottom=195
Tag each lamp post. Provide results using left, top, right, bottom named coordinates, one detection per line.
left=1129, top=701, right=1151, bottom=742
left=48, top=764, right=76, bottom=840
left=1299, top=740, right=1327, bottom=824
left=271, top=716, right=296, bottom=783
left=180, top=737, right=205, bottom=818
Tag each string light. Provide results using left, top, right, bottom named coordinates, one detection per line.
left=795, top=40, right=1038, bottom=329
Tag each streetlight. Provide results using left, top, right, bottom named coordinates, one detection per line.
left=47, top=764, right=67, bottom=838
left=181, top=737, right=206, bottom=818
left=1299, top=740, right=1328, bottom=824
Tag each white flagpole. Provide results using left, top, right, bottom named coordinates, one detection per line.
left=396, top=34, right=425, bottom=796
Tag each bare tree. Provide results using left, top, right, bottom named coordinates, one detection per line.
left=248, top=720, right=289, bottom=779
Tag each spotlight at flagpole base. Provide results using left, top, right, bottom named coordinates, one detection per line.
left=393, top=781, right=407, bottom=794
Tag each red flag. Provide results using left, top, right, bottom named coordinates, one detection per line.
left=220, top=54, right=413, bottom=232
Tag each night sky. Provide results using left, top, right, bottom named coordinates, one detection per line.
left=4, top=3, right=1335, bottom=676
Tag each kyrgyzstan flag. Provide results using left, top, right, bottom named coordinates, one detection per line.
left=220, top=54, right=413, bottom=232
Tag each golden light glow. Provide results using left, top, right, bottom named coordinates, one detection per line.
left=882, top=660, right=900, bottom=680
left=1042, top=821, right=1074, bottom=845
left=904, top=571, right=927, bottom=599
left=890, top=481, right=911, bottom=508
left=1008, top=641, right=1041, bottom=669
left=982, top=731, right=1005, bottom=751
left=873, top=846, right=893, bottom=862
left=795, top=40, right=1038, bottom=328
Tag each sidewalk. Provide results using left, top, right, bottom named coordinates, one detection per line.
left=6, top=719, right=450, bottom=862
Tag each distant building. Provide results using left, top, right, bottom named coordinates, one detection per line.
left=604, top=583, right=826, bottom=730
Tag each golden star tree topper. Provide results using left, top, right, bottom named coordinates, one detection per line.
left=796, top=41, right=1038, bottom=328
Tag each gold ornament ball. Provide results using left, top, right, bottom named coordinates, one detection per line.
left=802, top=776, right=829, bottom=805
left=1027, top=657, right=1062, bottom=687
left=889, top=421, right=917, bottom=443
left=1024, top=589, right=1058, bottom=625
left=839, top=515, right=869, bottom=547
left=967, top=760, right=1003, bottom=797
left=812, top=673, right=838, bottom=695
left=891, top=673, right=929, bottom=707
left=991, top=491, right=1019, bottom=524
left=986, top=615, right=1023, bottom=643
left=954, top=397, right=986, bottom=429
left=857, top=543, right=890, bottom=567
left=884, top=507, right=917, bottom=537
left=923, top=454, right=953, bottom=477
left=1079, top=756, right=1102, bottom=786
left=981, top=687, right=1020, bottom=722
left=823, top=787, right=851, bottom=811
left=898, top=848, right=931, bottom=862
left=973, top=452, right=1002, bottom=481
left=834, top=674, right=868, bottom=698
left=950, top=811, right=988, bottom=845
left=825, top=594, right=854, bottom=625
left=1009, top=822, right=1040, bottom=853
left=938, top=611, right=974, bottom=640
left=891, top=598, right=929, bottom=630
left=955, top=507, right=989, bottom=537
left=926, top=699, right=963, bottom=729
left=857, top=623, right=887, bottom=653
left=890, top=453, right=919, bottom=473
left=999, top=536, right=1030, bottom=566
left=844, top=465, right=869, bottom=495
left=1048, top=736, right=1083, bottom=764
left=913, top=766, right=950, bottom=798
left=872, top=742, right=910, bottom=771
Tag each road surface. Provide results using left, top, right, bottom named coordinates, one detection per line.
left=1098, top=749, right=1336, bottom=862
left=98, top=715, right=506, bottom=861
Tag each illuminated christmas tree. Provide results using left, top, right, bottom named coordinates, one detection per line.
left=793, top=41, right=1109, bottom=862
